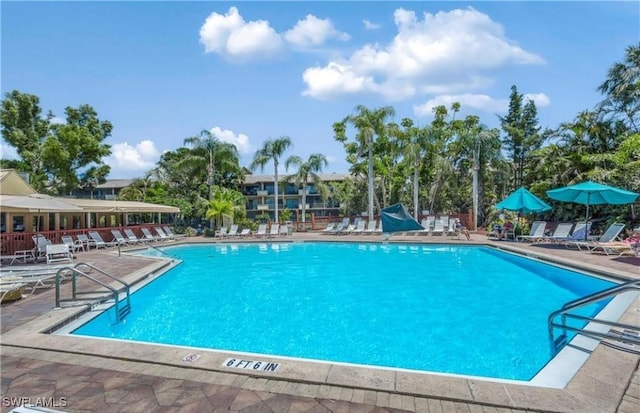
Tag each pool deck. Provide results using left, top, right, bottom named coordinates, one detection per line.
left=1, top=232, right=638, bottom=413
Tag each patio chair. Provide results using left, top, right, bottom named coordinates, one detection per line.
left=541, top=222, right=574, bottom=243
left=269, top=224, right=280, bottom=237
left=238, top=228, right=251, bottom=237
left=320, top=222, right=336, bottom=234
left=45, top=244, right=73, bottom=265
left=154, top=227, right=171, bottom=240
left=516, top=221, right=547, bottom=243
left=363, top=220, right=377, bottom=234
left=32, top=234, right=52, bottom=259
left=431, top=219, right=444, bottom=236
left=111, top=229, right=135, bottom=245
left=578, top=223, right=627, bottom=255
left=329, top=218, right=350, bottom=235
left=254, top=224, right=268, bottom=238
left=162, top=225, right=185, bottom=239
left=279, top=223, right=289, bottom=236
left=88, top=231, right=120, bottom=249
left=225, top=224, right=239, bottom=238
left=215, top=226, right=228, bottom=238
left=76, top=233, right=95, bottom=250
left=124, top=228, right=145, bottom=244
left=61, top=235, right=82, bottom=254
left=351, top=220, right=367, bottom=235
left=140, top=227, right=160, bottom=242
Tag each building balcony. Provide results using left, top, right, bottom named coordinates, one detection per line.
left=257, top=190, right=269, bottom=196
left=257, top=204, right=270, bottom=210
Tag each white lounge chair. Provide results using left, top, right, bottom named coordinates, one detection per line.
left=351, top=220, right=367, bottom=235
left=542, top=222, right=574, bottom=243
left=238, top=228, right=251, bottom=237
left=431, top=219, right=444, bottom=236
left=215, top=226, right=228, bottom=238
left=45, top=244, right=73, bottom=265
left=320, top=222, right=335, bottom=234
left=225, top=224, right=239, bottom=238
left=279, top=224, right=289, bottom=236
left=141, top=227, right=160, bottom=242
left=254, top=224, right=268, bottom=237
left=363, top=220, right=377, bottom=234
left=88, top=231, right=120, bottom=249
left=124, top=228, right=144, bottom=244
left=76, top=233, right=96, bottom=250
left=111, top=229, right=134, bottom=245
left=162, top=225, right=185, bottom=239
left=575, top=223, right=626, bottom=254
left=516, top=221, right=547, bottom=243
left=154, top=227, right=171, bottom=240
left=61, top=235, right=82, bottom=254
left=269, top=224, right=280, bottom=237
left=32, top=234, right=52, bottom=259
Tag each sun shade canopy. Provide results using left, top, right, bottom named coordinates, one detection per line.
left=380, top=203, right=425, bottom=234
left=495, top=187, right=552, bottom=214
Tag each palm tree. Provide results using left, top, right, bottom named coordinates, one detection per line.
left=182, top=129, right=239, bottom=228
left=598, top=43, right=640, bottom=132
left=334, top=105, right=395, bottom=219
left=250, top=136, right=292, bottom=222
left=284, top=153, right=329, bottom=222
left=183, top=129, right=239, bottom=201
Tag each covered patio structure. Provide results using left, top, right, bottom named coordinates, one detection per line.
left=0, top=169, right=179, bottom=255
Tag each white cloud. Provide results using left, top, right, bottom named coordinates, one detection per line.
left=363, top=19, right=381, bottom=30
left=104, top=140, right=160, bottom=173
left=413, top=91, right=551, bottom=117
left=303, top=7, right=545, bottom=100
left=284, top=14, right=350, bottom=48
left=301, top=62, right=379, bottom=100
left=210, top=126, right=255, bottom=156
left=49, top=116, right=65, bottom=125
left=414, top=94, right=507, bottom=116
left=199, top=6, right=283, bottom=59
left=524, top=93, right=551, bottom=107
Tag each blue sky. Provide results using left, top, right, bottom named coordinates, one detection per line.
left=2, top=1, right=638, bottom=179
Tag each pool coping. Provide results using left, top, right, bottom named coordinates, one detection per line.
left=1, top=240, right=639, bottom=413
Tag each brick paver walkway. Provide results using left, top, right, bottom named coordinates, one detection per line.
left=1, top=233, right=638, bottom=413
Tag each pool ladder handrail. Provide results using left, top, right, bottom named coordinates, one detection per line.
left=55, top=262, right=131, bottom=322
left=548, top=279, right=640, bottom=355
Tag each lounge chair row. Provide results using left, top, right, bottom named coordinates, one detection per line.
left=321, top=219, right=382, bottom=235
left=215, top=223, right=290, bottom=238
left=514, top=220, right=635, bottom=256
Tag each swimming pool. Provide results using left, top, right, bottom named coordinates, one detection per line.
left=71, top=242, right=615, bottom=381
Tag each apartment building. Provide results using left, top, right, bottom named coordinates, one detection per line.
left=67, top=173, right=348, bottom=220
left=242, top=173, right=348, bottom=220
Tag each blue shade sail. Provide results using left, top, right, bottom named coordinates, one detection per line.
left=380, top=203, right=424, bottom=233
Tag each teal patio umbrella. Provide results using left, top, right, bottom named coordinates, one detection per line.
left=495, top=187, right=552, bottom=214
left=546, top=181, right=639, bottom=238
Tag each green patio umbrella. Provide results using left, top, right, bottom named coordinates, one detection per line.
left=495, top=187, right=552, bottom=214
left=546, top=181, right=639, bottom=239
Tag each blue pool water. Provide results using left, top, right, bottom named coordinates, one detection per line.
left=72, top=243, right=615, bottom=380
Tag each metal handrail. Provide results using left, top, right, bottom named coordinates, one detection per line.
left=548, top=279, right=640, bottom=354
left=55, top=262, right=131, bottom=322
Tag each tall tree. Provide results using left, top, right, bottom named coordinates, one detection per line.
left=333, top=105, right=395, bottom=219
left=284, top=153, right=329, bottom=222
left=1, top=90, right=112, bottom=194
left=499, top=85, right=542, bottom=189
left=598, top=43, right=640, bottom=132
left=182, top=129, right=240, bottom=201
left=250, top=136, right=292, bottom=222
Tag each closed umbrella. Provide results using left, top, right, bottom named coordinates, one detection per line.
left=495, top=187, right=552, bottom=214
left=546, top=181, right=639, bottom=239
